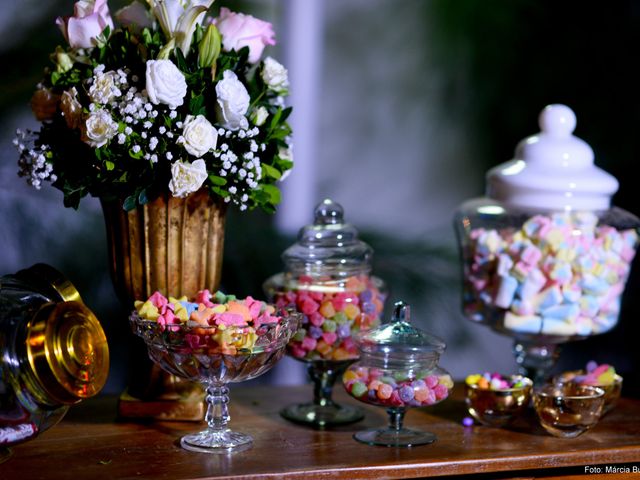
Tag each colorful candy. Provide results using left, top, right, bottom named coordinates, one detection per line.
left=273, top=275, right=385, bottom=361
left=465, top=372, right=526, bottom=390
left=343, top=366, right=453, bottom=407
left=563, top=361, right=617, bottom=387
left=133, top=290, right=283, bottom=354
left=463, top=211, right=638, bottom=337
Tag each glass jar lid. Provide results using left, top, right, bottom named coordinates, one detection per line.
left=281, top=199, right=373, bottom=276
left=486, top=104, right=619, bottom=211
left=356, top=301, right=446, bottom=364
left=27, top=301, right=109, bottom=405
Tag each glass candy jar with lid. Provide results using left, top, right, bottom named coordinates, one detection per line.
left=454, top=104, right=639, bottom=382
left=343, top=301, right=452, bottom=446
left=264, top=199, right=386, bottom=427
left=0, top=264, right=109, bottom=461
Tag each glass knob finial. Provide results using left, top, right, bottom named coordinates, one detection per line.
left=314, top=199, right=344, bottom=225
left=392, top=301, right=410, bottom=323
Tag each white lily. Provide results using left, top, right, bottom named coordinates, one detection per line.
left=146, top=0, right=214, bottom=56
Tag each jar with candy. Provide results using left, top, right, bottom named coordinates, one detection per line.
left=454, top=104, right=639, bottom=382
left=263, top=199, right=386, bottom=427
left=343, top=301, right=452, bottom=446
left=0, top=264, right=109, bottom=461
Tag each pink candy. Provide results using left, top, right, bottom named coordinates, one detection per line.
left=463, top=212, right=638, bottom=338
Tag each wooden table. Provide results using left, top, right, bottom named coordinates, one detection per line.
left=2, top=384, right=640, bottom=480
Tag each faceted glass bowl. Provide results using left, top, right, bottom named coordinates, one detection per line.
left=130, top=310, right=300, bottom=453
left=465, top=375, right=533, bottom=427
left=533, top=383, right=605, bottom=438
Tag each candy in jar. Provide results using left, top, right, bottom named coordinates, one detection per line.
left=343, top=301, right=452, bottom=446
left=454, top=104, right=640, bottom=380
left=263, top=199, right=386, bottom=426
left=0, top=264, right=109, bottom=452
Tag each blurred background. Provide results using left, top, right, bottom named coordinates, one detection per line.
left=1, top=0, right=639, bottom=396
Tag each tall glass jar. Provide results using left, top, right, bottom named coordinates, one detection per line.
left=0, top=264, right=109, bottom=460
left=454, top=105, right=639, bottom=382
left=264, top=199, right=386, bottom=427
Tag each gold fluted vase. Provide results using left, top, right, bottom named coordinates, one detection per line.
left=101, top=189, right=227, bottom=421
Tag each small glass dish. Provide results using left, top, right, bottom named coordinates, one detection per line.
left=130, top=308, right=299, bottom=453
left=465, top=375, right=533, bottom=427
left=533, top=383, right=605, bottom=438
left=343, top=301, right=452, bottom=447
left=554, top=370, right=622, bottom=415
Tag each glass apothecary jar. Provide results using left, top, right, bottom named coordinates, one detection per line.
left=264, top=199, right=386, bottom=427
left=454, top=104, right=639, bottom=382
left=343, top=301, right=452, bottom=446
left=0, top=264, right=109, bottom=461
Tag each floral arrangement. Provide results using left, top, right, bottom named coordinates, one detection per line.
left=15, top=0, right=293, bottom=212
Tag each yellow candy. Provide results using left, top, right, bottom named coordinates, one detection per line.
left=319, top=301, right=336, bottom=318
left=545, top=229, right=564, bottom=251
left=343, top=370, right=358, bottom=382
left=440, top=374, right=454, bottom=389
left=344, top=303, right=360, bottom=320
left=137, top=300, right=159, bottom=321
left=465, top=374, right=482, bottom=386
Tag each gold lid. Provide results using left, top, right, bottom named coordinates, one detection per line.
left=15, top=263, right=82, bottom=303
left=26, top=301, right=109, bottom=405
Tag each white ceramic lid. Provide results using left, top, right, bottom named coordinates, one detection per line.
left=486, top=104, right=618, bottom=211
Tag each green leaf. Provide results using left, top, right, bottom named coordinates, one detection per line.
left=174, top=47, right=188, bottom=71
left=208, top=175, right=227, bottom=186
left=189, top=94, right=204, bottom=115
left=261, top=163, right=281, bottom=180
left=105, top=160, right=115, bottom=171
left=260, top=184, right=281, bottom=205
left=123, top=195, right=137, bottom=211
left=138, top=189, right=149, bottom=205
left=211, top=186, right=229, bottom=198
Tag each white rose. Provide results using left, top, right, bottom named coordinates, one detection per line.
left=178, top=115, right=218, bottom=157
left=278, top=145, right=293, bottom=181
left=89, top=70, right=119, bottom=104
left=215, top=70, right=250, bottom=131
left=81, top=109, right=118, bottom=147
left=261, top=57, right=289, bottom=91
left=250, top=106, right=268, bottom=126
left=169, top=158, right=208, bottom=198
left=145, top=59, right=187, bottom=109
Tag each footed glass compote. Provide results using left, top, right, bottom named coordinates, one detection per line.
left=264, top=199, right=386, bottom=428
left=130, top=309, right=299, bottom=454
left=344, top=302, right=453, bottom=447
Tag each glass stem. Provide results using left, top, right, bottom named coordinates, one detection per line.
left=309, top=363, right=339, bottom=407
left=513, top=341, right=560, bottom=385
left=387, top=408, right=405, bottom=432
left=205, top=384, right=230, bottom=431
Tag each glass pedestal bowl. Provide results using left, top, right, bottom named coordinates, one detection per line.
left=263, top=199, right=387, bottom=428
left=265, top=274, right=386, bottom=428
left=130, top=310, right=299, bottom=453
left=343, top=301, right=453, bottom=447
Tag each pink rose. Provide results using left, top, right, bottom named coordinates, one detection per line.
left=56, top=0, right=114, bottom=49
left=213, top=7, right=275, bottom=63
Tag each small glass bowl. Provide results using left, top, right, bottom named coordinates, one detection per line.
left=553, top=371, right=623, bottom=415
left=465, top=375, right=533, bottom=427
left=533, top=383, right=605, bottom=438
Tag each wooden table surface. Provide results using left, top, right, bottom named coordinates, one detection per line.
left=2, top=384, right=640, bottom=480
